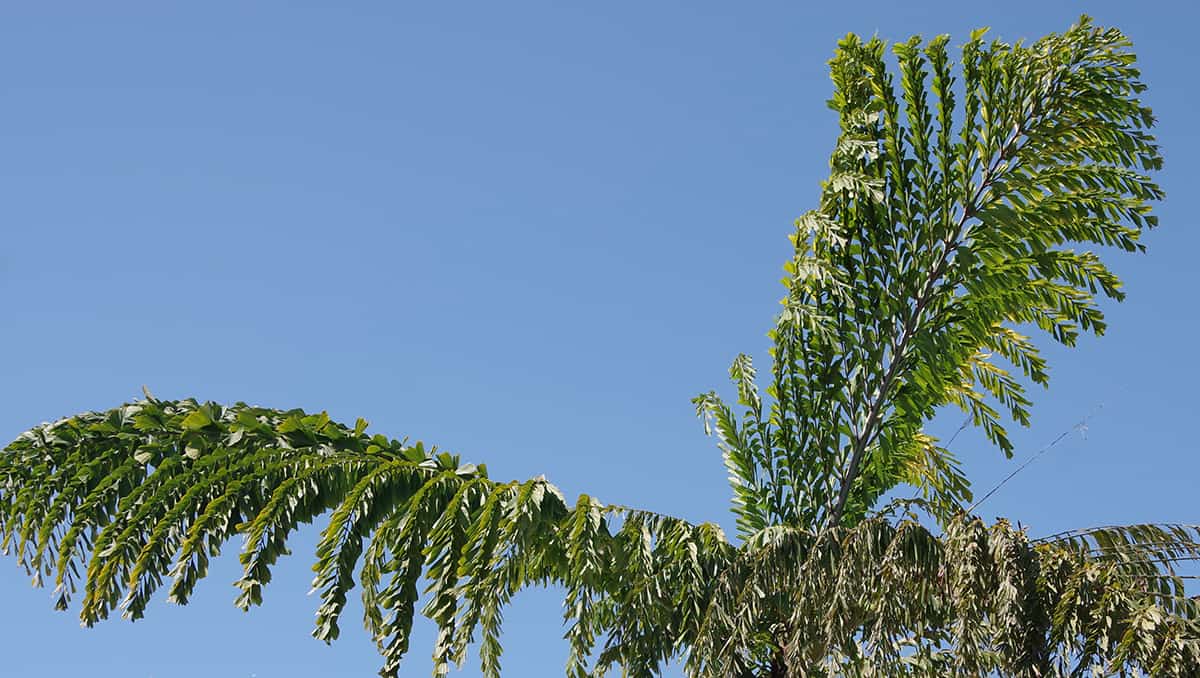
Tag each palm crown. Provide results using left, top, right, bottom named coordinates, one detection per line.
left=4, top=16, right=1197, bottom=677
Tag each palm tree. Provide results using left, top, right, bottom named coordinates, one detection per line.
left=4, top=17, right=1196, bottom=677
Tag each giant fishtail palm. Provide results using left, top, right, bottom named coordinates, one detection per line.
left=5, top=17, right=1197, bottom=677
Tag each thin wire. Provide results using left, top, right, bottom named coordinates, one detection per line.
left=967, top=404, right=1102, bottom=514
left=944, top=413, right=972, bottom=449
left=1036, top=524, right=1200, bottom=545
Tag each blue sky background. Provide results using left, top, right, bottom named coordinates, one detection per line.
left=2, top=2, right=1196, bottom=676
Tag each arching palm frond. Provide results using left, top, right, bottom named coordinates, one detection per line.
left=0, top=398, right=732, bottom=677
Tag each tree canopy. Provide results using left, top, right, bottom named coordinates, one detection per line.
left=4, top=16, right=1196, bottom=677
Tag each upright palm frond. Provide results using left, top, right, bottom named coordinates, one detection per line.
left=696, top=16, right=1163, bottom=531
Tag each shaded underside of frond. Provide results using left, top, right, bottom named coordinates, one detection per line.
left=691, top=517, right=1200, bottom=677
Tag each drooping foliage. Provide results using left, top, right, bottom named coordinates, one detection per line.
left=4, top=16, right=1196, bottom=678
left=4, top=399, right=1198, bottom=676
left=0, top=399, right=732, bottom=677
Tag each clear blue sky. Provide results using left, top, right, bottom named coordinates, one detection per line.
left=2, top=2, right=1196, bottom=676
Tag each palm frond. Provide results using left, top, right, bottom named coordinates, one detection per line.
left=0, top=398, right=730, bottom=677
